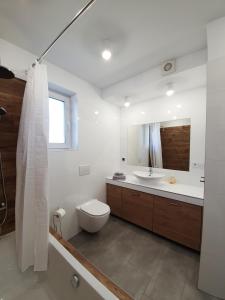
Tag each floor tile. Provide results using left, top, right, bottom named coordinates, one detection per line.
left=69, top=216, right=218, bottom=300
left=128, top=233, right=169, bottom=277
left=144, top=244, right=194, bottom=300
left=182, top=284, right=218, bottom=300
left=139, top=295, right=151, bottom=300
left=110, top=262, right=151, bottom=299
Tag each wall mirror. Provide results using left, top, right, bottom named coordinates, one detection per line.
left=127, top=118, right=191, bottom=171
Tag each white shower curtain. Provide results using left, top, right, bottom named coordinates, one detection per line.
left=137, top=124, right=150, bottom=166
left=16, top=62, right=49, bottom=272
left=149, top=122, right=163, bottom=168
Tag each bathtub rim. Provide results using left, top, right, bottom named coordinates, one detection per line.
left=49, top=229, right=133, bottom=300
left=49, top=234, right=118, bottom=300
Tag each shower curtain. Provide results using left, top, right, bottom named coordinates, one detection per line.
left=16, top=62, right=49, bottom=272
left=137, top=124, right=150, bottom=166
left=149, top=122, right=163, bottom=168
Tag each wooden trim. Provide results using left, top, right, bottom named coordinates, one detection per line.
left=49, top=227, right=133, bottom=300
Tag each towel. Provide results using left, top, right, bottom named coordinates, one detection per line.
left=113, top=172, right=126, bottom=180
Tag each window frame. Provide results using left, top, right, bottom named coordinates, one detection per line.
left=48, top=90, right=72, bottom=149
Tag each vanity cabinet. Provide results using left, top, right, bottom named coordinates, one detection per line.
left=153, top=197, right=202, bottom=250
left=106, top=184, right=202, bottom=251
left=122, top=188, right=154, bottom=231
left=107, top=184, right=123, bottom=217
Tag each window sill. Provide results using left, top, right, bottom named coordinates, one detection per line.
left=48, top=147, right=78, bottom=152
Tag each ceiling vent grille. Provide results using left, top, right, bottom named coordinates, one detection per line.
left=161, top=59, right=176, bottom=76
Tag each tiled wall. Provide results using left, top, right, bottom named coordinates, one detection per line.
left=120, top=87, right=206, bottom=185
left=0, top=39, right=121, bottom=240
left=160, top=125, right=190, bottom=171
left=0, top=78, right=25, bottom=235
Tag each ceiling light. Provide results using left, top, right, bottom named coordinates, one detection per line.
left=124, top=101, right=130, bottom=108
left=166, top=83, right=175, bottom=97
left=166, top=89, right=175, bottom=97
left=94, top=111, right=99, bottom=115
left=167, top=110, right=171, bottom=114
left=102, top=49, right=112, bottom=61
left=124, top=96, right=131, bottom=108
left=176, top=104, right=182, bottom=108
left=173, top=116, right=177, bottom=120
left=141, top=111, right=145, bottom=115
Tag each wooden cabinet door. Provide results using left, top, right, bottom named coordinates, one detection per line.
left=122, top=188, right=154, bottom=231
left=106, top=184, right=123, bottom=217
left=153, top=196, right=202, bottom=250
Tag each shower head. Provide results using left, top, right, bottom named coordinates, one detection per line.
left=0, top=107, right=7, bottom=116
left=0, top=65, right=15, bottom=79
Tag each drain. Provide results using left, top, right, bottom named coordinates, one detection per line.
left=71, top=274, right=79, bottom=289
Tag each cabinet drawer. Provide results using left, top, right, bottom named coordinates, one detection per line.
left=106, top=184, right=123, bottom=217
left=153, top=196, right=202, bottom=250
left=122, top=188, right=154, bottom=230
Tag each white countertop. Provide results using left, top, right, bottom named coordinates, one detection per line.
left=106, top=175, right=204, bottom=206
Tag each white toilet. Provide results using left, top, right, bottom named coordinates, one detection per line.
left=77, top=199, right=110, bottom=233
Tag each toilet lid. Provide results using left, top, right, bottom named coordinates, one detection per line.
left=80, top=199, right=110, bottom=216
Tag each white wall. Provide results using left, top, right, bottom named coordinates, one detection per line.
left=198, top=17, right=225, bottom=299
left=120, top=87, right=206, bottom=186
left=0, top=38, right=120, bottom=240
left=102, top=51, right=206, bottom=106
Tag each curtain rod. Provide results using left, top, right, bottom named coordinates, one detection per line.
left=36, top=0, right=97, bottom=64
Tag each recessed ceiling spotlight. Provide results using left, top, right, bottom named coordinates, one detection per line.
left=102, top=49, right=112, bottom=61
left=173, top=116, right=177, bottom=120
left=141, top=111, right=145, bottom=115
left=176, top=104, right=182, bottom=108
left=124, top=101, right=130, bottom=108
left=124, top=96, right=131, bottom=108
left=166, top=89, right=174, bottom=97
left=94, top=110, right=99, bottom=115
left=167, top=110, right=171, bottom=114
left=166, top=83, right=175, bottom=97
left=101, top=39, right=112, bottom=61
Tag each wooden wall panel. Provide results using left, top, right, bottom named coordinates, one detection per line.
left=0, top=78, right=25, bottom=236
left=160, top=125, right=190, bottom=171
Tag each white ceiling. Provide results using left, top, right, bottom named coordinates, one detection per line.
left=103, top=65, right=207, bottom=106
left=0, top=0, right=225, bottom=88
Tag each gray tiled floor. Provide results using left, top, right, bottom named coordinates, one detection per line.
left=69, top=216, right=219, bottom=300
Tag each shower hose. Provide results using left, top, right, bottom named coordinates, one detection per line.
left=0, top=152, right=8, bottom=226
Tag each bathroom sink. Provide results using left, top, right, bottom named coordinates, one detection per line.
left=133, top=171, right=165, bottom=180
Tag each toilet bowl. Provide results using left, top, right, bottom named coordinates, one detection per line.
left=77, top=199, right=110, bottom=233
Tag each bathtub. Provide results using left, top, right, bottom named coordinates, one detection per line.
left=45, top=234, right=119, bottom=300
left=0, top=232, right=129, bottom=300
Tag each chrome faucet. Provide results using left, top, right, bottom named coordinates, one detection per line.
left=149, top=167, right=153, bottom=176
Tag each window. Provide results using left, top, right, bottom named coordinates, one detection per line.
left=48, top=90, right=71, bottom=149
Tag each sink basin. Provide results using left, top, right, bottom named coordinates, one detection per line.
left=133, top=171, right=165, bottom=180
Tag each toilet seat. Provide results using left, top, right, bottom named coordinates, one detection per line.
left=80, top=199, right=110, bottom=216
left=77, top=199, right=110, bottom=233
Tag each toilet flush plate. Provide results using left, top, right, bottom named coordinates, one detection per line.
left=79, top=165, right=90, bottom=176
